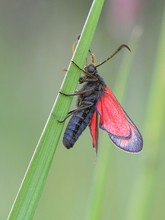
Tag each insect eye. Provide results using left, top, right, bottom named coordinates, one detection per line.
left=87, top=65, right=96, bottom=73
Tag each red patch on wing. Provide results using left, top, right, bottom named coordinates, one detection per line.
left=89, top=111, right=98, bottom=151
left=97, top=87, right=129, bottom=137
left=96, top=86, right=143, bottom=152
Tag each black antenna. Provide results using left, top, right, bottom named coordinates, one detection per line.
left=95, top=44, right=131, bottom=68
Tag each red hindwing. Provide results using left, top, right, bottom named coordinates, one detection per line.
left=90, top=86, right=143, bottom=152
left=89, top=111, right=98, bottom=150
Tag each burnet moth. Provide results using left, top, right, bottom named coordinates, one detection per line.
left=60, top=45, right=143, bottom=152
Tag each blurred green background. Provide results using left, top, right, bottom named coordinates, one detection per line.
left=1, top=0, right=165, bottom=219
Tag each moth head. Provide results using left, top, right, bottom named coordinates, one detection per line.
left=85, top=64, right=97, bottom=74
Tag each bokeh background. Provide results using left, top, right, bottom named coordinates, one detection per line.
left=1, top=0, right=165, bottom=219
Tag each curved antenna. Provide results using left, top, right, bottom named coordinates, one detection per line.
left=72, top=34, right=81, bottom=53
left=72, top=34, right=92, bottom=66
left=95, top=44, right=131, bottom=68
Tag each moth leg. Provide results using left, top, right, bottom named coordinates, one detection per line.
left=59, top=86, right=96, bottom=97
left=59, top=91, right=79, bottom=96
left=74, top=86, right=96, bottom=95
left=58, top=102, right=94, bottom=123
left=79, top=77, right=98, bottom=83
left=58, top=110, right=76, bottom=123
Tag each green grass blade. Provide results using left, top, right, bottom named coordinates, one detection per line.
left=7, top=0, right=104, bottom=219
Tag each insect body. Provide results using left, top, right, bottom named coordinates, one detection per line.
left=61, top=45, right=143, bottom=152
